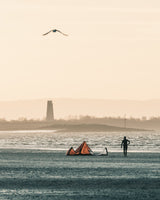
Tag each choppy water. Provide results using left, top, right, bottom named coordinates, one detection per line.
left=0, top=130, right=159, bottom=152
left=0, top=131, right=159, bottom=199
left=0, top=150, right=159, bottom=200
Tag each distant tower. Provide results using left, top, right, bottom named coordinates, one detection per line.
left=46, top=100, right=54, bottom=121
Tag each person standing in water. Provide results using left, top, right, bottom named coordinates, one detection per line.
left=105, top=147, right=108, bottom=156
left=121, top=136, right=130, bottom=156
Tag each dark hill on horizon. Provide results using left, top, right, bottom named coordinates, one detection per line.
left=0, top=120, right=148, bottom=132
left=41, top=123, right=147, bottom=132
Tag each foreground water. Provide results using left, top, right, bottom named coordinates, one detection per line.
left=0, top=150, right=159, bottom=200
left=0, top=131, right=159, bottom=199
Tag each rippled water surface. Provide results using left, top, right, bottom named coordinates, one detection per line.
left=0, top=130, right=159, bottom=152
left=0, top=150, right=159, bottom=200
left=0, top=130, right=159, bottom=199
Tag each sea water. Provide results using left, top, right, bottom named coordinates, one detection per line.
left=0, top=131, right=159, bottom=200
left=0, top=130, right=159, bottom=152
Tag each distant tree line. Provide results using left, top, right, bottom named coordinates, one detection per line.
left=0, top=115, right=160, bottom=130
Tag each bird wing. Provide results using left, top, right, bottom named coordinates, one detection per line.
left=56, top=29, right=68, bottom=36
left=43, top=30, right=52, bottom=36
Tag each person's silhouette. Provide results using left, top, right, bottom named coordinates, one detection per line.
left=105, top=147, right=108, bottom=156
left=121, top=136, right=130, bottom=156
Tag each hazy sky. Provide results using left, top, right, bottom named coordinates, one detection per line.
left=1, top=0, right=160, bottom=101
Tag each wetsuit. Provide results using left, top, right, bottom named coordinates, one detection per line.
left=121, top=138, right=130, bottom=156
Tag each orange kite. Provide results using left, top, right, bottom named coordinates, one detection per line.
left=66, top=141, right=93, bottom=156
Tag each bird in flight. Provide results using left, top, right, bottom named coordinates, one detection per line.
left=43, top=29, right=68, bottom=36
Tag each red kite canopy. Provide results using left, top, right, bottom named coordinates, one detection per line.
left=66, top=147, right=76, bottom=155
left=66, top=141, right=93, bottom=156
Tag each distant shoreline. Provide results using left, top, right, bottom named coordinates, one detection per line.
left=43, top=124, right=148, bottom=132
left=0, top=121, right=148, bottom=132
